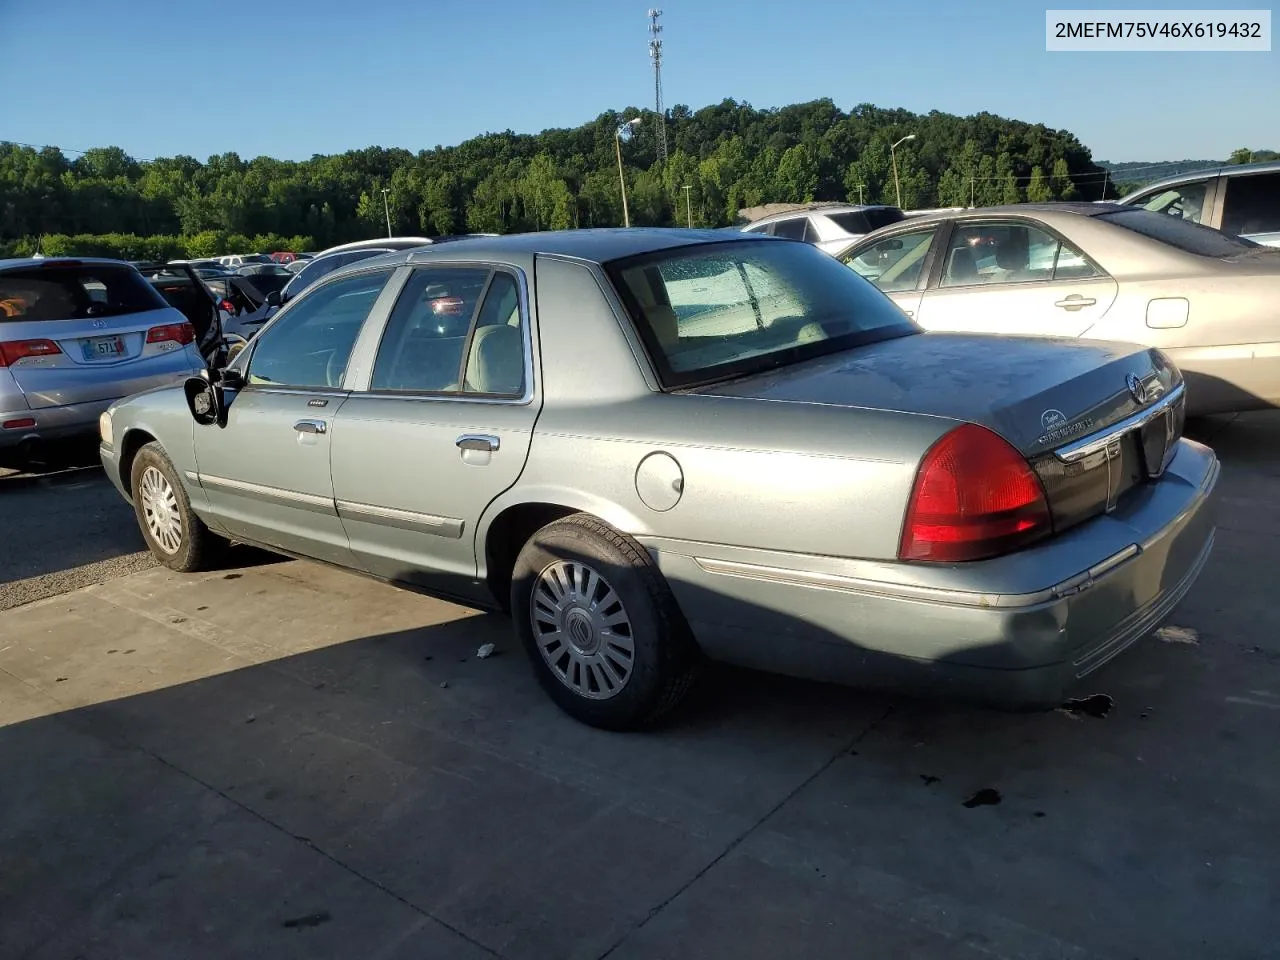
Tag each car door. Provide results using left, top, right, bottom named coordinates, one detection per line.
left=329, top=263, right=538, bottom=603
left=839, top=225, right=939, bottom=320
left=191, top=266, right=400, bottom=566
left=911, top=219, right=1118, bottom=337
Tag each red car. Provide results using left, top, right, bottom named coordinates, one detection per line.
left=269, top=252, right=297, bottom=264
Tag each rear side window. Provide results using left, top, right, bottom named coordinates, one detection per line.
left=828, top=211, right=871, bottom=234
left=0, top=265, right=166, bottom=322
left=369, top=267, right=525, bottom=397
left=1220, top=171, right=1280, bottom=237
left=1128, top=180, right=1210, bottom=224
left=1099, top=209, right=1258, bottom=257
left=770, top=218, right=810, bottom=241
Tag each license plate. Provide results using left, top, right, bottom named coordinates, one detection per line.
left=82, top=336, right=124, bottom=360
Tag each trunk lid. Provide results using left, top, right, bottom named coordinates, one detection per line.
left=694, top=331, right=1176, bottom=456
left=695, top=331, right=1184, bottom=534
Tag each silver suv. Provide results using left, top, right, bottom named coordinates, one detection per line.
left=740, top=204, right=906, bottom=255
left=1118, top=159, right=1280, bottom=248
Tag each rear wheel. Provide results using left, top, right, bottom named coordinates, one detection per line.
left=511, top=514, right=698, bottom=730
left=130, top=442, right=227, bottom=572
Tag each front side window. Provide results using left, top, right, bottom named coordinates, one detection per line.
left=940, top=222, right=1099, bottom=287
left=843, top=227, right=937, bottom=292
left=369, top=266, right=521, bottom=394
left=608, top=239, right=915, bottom=388
left=1220, top=171, right=1280, bottom=237
left=246, top=269, right=391, bottom=388
left=1131, top=180, right=1210, bottom=224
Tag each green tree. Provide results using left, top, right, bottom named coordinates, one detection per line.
left=1228, top=148, right=1254, bottom=164
left=1026, top=166, right=1052, bottom=202
left=1050, top=157, right=1077, bottom=200
left=774, top=144, right=818, bottom=202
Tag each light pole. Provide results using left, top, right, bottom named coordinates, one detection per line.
left=615, top=118, right=642, bottom=227
left=380, top=187, right=392, bottom=237
left=681, top=185, right=693, bottom=227
left=889, top=134, right=916, bottom=210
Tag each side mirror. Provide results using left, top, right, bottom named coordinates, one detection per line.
left=265, top=290, right=282, bottom=307
left=183, top=371, right=223, bottom=426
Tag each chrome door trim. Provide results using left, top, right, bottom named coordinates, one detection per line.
left=335, top=499, right=465, bottom=539
left=456, top=434, right=500, bottom=452
left=1053, top=383, right=1184, bottom=464
left=198, top=473, right=335, bottom=514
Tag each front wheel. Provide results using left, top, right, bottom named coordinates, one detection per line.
left=511, top=514, right=698, bottom=730
left=130, top=442, right=227, bottom=572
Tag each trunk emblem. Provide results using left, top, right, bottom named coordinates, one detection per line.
left=1126, top=373, right=1146, bottom=404
left=1040, top=409, right=1067, bottom=431
left=90, top=318, right=107, bottom=329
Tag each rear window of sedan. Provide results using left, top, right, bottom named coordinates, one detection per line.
left=1098, top=208, right=1259, bottom=257
left=607, top=239, right=916, bottom=388
left=0, top=265, right=166, bottom=322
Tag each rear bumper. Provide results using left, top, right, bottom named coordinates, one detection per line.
left=0, top=362, right=201, bottom=450
left=643, top=438, right=1219, bottom=708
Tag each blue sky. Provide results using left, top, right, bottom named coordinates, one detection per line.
left=3, top=0, right=1275, bottom=163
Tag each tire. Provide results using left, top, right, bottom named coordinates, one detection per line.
left=511, top=513, right=699, bottom=730
left=130, top=442, right=227, bottom=572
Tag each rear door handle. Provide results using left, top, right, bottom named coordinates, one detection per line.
left=456, top=434, right=499, bottom=452
left=294, top=419, right=327, bottom=435
left=1055, top=295, right=1097, bottom=310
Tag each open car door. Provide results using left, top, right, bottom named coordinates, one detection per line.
left=136, top=263, right=222, bottom=361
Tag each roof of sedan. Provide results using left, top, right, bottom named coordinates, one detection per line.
left=395, top=228, right=775, bottom=266
left=900, top=202, right=1129, bottom=224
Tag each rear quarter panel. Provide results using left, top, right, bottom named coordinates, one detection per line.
left=483, top=255, right=955, bottom=563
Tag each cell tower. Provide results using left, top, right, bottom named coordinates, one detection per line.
left=648, top=9, right=668, bottom=162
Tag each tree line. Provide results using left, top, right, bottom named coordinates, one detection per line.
left=1, top=99, right=1147, bottom=259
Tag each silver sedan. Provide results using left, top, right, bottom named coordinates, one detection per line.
left=836, top=203, right=1280, bottom=416
left=98, top=230, right=1218, bottom=729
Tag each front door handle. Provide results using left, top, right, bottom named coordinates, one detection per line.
left=294, top=419, right=327, bottom=435
left=456, top=434, right=499, bottom=452
left=1054, top=295, right=1097, bottom=311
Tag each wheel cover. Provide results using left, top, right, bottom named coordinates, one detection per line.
left=530, top=560, right=635, bottom=700
left=139, top=465, right=183, bottom=555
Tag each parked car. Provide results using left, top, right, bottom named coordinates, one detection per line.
left=99, top=230, right=1217, bottom=729
left=270, top=252, right=299, bottom=264
left=235, top=263, right=294, bottom=299
left=215, top=253, right=273, bottom=269
left=741, top=204, right=906, bottom=254
left=202, top=275, right=272, bottom=339
left=1117, top=159, right=1280, bottom=247
left=835, top=203, right=1280, bottom=416
left=1, top=258, right=208, bottom=459
left=276, top=237, right=433, bottom=307
left=134, top=262, right=224, bottom=361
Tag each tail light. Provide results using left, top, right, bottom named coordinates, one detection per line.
left=0, top=338, right=62, bottom=367
left=219, top=298, right=236, bottom=313
left=899, top=424, right=1051, bottom=563
left=146, top=322, right=196, bottom=346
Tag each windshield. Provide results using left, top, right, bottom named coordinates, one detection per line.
left=607, top=239, right=916, bottom=388
left=0, top=265, right=166, bottom=322
left=1099, top=208, right=1259, bottom=257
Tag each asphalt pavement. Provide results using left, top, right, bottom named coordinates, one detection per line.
left=0, top=414, right=1277, bottom=959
